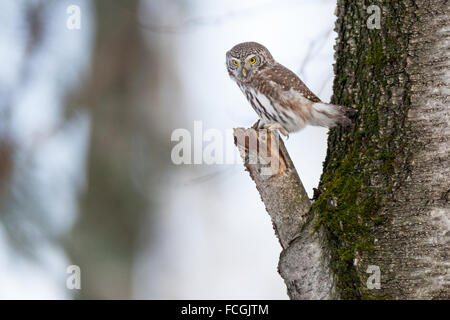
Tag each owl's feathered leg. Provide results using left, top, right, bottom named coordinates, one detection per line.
left=251, top=119, right=262, bottom=130
left=265, top=122, right=289, bottom=139
left=252, top=119, right=270, bottom=130
left=251, top=119, right=289, bottom=138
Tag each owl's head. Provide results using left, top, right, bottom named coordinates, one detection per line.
left=226, top=42, right=274, bottom=83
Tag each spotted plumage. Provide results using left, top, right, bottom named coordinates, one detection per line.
left=226, top=42, right=356, bottom=136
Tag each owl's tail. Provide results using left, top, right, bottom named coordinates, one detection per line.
left=310, top=102, right=357, bottom=128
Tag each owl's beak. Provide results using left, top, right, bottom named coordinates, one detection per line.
left=241, top=68, right=248, bottom=78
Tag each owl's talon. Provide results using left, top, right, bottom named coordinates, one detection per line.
left=264, top=123, right=289, bottom=138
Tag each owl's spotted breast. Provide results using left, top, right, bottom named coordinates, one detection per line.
left=237, top=82, right=309, bottom=133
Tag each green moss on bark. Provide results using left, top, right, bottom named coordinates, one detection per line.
left=312, top=0, right=413, bottom=299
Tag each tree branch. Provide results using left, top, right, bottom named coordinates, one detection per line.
left=233, top=128, right=337, bottom=299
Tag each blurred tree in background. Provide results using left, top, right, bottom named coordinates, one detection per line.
left=65, top=0, right=175, bottom=298
left=65, top=0, right=148, bottom=299
left=0, top=0, right=178, bottom=298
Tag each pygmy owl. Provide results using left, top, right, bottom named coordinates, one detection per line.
left=226, top=42, right=356, bottom=136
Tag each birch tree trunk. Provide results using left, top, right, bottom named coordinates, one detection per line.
left=235, top=0, right=449, bottom=299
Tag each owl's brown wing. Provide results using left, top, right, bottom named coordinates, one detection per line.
left=254, top=63, right=322, bottom=103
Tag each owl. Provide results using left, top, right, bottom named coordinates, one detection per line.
left=226, top=42, right=356, bottom=137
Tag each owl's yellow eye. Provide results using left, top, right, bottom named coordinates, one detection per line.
left=232, top=60, right=238, bottom=66
left=249, top=57, right=256, bottom=64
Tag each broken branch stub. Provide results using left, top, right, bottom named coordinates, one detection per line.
left=233, top=128, right=311, bottom=249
